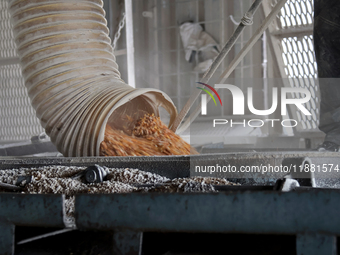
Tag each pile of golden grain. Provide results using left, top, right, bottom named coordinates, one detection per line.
left=100, top=113, right=197, bottom=156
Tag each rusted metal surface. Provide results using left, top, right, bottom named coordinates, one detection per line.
left=75, top=190, right=340, bottom=235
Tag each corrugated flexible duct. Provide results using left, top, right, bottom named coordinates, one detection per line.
left=8, top=0, right=177, bottom=156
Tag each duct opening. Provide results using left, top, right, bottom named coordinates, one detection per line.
left=97, top=90, right=179, bottom=156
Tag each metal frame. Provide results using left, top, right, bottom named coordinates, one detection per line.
left=1, top=190, right=338, bottom=255
left=75, top=190, right=340, bottom=235
left=0, top=154, right=339, bottom=254
left=0, top=194, right=65, bottom=255
left=1, top=151, right=340, bottom=183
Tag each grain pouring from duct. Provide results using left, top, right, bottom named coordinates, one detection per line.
left=100, top=113, right=198, bottom=156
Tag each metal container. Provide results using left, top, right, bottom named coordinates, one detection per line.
left=8, top=0, right=177, bottom=156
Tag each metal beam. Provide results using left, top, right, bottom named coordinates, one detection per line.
left=0, top=152, right=340, bottom=183
left=75, top=190, right=340, bottom=235
left=271, top=25, right=313, bottom=38
left=0, top=156, right=190, bottom=179
left=114, top=48, right=127, bottom=56
left=0, top=194, right=65, bottom=227
left=125, top=0, right=136, bottom=88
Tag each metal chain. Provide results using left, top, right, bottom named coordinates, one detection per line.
left=112, top=10, right=126, bottom=51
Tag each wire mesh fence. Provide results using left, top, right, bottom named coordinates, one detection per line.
left=276, top=0, right=319, bottom=131
left=0, top=0, right=44, bottom=141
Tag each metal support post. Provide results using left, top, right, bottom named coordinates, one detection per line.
left=125, top=0, right=136, bottom=88
left=0, top=223, right=14, bottom=255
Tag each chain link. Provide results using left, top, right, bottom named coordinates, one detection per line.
left=112, top=10, right=126, bottom=51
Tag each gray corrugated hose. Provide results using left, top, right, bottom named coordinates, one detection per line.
left=8, top=0, right=177, bottom=156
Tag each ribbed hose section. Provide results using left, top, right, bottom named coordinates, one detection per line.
left=8, top=0, right=177, bottom=156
